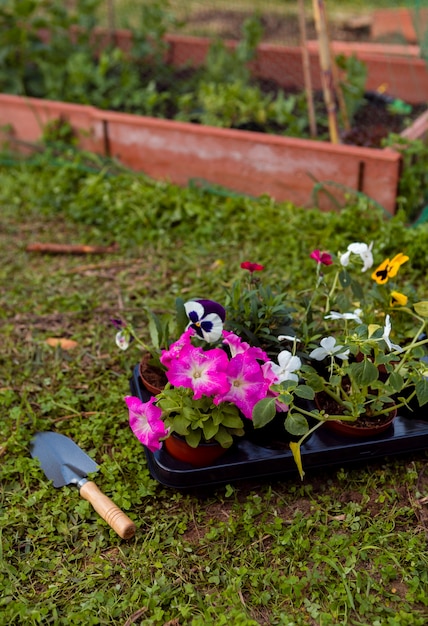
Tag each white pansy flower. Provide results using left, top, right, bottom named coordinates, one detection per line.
left=269, top=350, right=302, bottom=383
left=382, top=315, right=403, bottom=353
left=309, top=336, right=350, bottom=361
left=115, top=329, right=130, bottom=351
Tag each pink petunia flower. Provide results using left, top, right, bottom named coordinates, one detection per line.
left=240, top=261, right=265, bottom=273
left=222, top=330, right=268, bottom=362
left=214, top=352, right=270, bottom=420
left=166, top=343, right=230, bottom=400
left=310, top=249, right=333, bottom=266
left=125, top=395, right=169, bottom=452
left=159, top=328, right=195, bottom=369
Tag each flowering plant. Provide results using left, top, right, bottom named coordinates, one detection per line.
left=116, top=249, right=427, bottom=478
left=223, top=260, right=294, bottom=357
left=253, top=243, right=428, bottom=477
left=124, top=299, right=279, bottom=450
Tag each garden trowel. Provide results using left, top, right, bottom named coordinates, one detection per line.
left=30, top=431, right=136, bottom=540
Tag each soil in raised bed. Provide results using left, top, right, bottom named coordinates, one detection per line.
left=178, top=9, right=373, bottom=45
left=171, top=72, right=426, bottom=148
left=163, top=9, right=425, bottom=147
left=146, top=64, right=426, bottom=149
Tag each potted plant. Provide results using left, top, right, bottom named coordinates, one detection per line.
left=253, top=243, right=428, bottom=478
left=115, top=251, right=427, bottom=476
left=121, top=299, right=281, bottom=467
left=223, top=260, right=295, bottom=358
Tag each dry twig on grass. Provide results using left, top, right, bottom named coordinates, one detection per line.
left=26, top=242, right=119, bottom=254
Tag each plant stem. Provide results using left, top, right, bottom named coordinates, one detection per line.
left=394, top=324, right=428, bottom=375
left=325, top=270, right=339, bottom=313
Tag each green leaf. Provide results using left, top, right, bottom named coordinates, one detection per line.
left=336, top=292, right=352, bottom=312
left=350, top=278, right=364, bottom=301
left=219, top=414, right=244, bottom=428
left=348, top=360, right=379, bottom=386
left=214, top=426, right=233, bottom=448
left=146, top=310, right=162, bottom=349
left=294, top=384, right=315, bottom=400
left=416, top=378, right=428, bottom=406
left=170, top=415, right=190, bottom=435
left=252, top=397, right=276, bottom=428
left=339, top=269, right=351, bottom=288
left=289, top=441, right=304, bottom=480
left=175, top=296, right=188, bottom=333
left=182, top=406, right=198, bottom=421
left=414, top=301, right=428, bottom=317
left=284, top=412, right=309, bottom=436
left=203, top=420, right=218, bottom=441
left=329, top=374, right=341, bottom=386
left=388, top=371, right=404, bottom=393
left=277, top=391, right=293, bottom=404
left=303, top=371, right=325, bottom=393
left=185, top=430, right=201, bottom=448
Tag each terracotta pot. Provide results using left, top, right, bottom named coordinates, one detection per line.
left=139, top=353, right=167, bottom=395
left=164, top=434, right=228, bottom=467
left=323, top=411, right=397, bottom=437
left=316, top=393, right=397, bottom=438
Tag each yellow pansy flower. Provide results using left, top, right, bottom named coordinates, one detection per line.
left=390, top=291, right=408, bottom=307
left=371, top=253, right=409, bottom=285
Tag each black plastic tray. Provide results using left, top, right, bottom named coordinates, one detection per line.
left=129, top=364, right=428, bottom=489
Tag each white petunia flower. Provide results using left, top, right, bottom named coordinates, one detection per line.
left=382, top=315, right=403, bottom=353
left=278, top=335, right=301, bottom=343
left=325, top=310, right=363, bottom=323
left=268, top=350, right=302, bottom=383
left=309, top=336, right=350, bottom=361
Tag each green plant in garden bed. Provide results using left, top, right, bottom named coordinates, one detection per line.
left=1, top=152, right=428, bottom=624
left=1, top=0, right=421, bottom=142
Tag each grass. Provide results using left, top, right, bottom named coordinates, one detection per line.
left=1, top=147, right=428, bottom=625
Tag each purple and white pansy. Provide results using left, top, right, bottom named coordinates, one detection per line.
left=184, top=299, right=226, bottom=343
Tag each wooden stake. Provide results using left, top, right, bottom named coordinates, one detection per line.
left=311, top=0, right=340, bottom=144
left=324, top=7, right=350, bottom=132
left=298, top=0, right=317, bottom=137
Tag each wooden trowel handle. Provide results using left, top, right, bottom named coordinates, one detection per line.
left=79, top=481, right=136, bottom=539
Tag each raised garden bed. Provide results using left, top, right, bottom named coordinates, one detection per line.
left=1, top=32, right=428, bottom=214
left=371, top=7, right=428, bottom=45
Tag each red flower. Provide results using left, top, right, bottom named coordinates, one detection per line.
left=310, top=249, right=333, bottom=266
left=241, top=261, right=265, bottom=273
